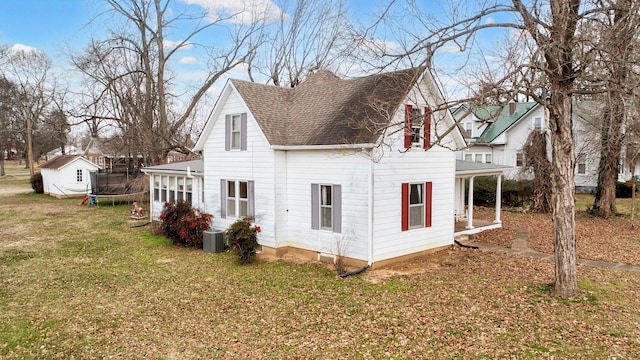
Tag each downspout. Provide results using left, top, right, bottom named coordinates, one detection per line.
left=368, top=154, right=374, bottom=267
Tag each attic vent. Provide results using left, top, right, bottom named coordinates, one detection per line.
left=203, top=230, right=225, bottom=253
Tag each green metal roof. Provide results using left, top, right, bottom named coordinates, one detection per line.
left=471, top=102, right=538, bottom=143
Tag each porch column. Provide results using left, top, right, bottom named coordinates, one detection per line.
left=494, top=174, right=502, bottom=224
left=466, top=176, right=475, bottom=229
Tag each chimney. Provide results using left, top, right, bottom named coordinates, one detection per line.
left=509, top=101, right=517, bottom=115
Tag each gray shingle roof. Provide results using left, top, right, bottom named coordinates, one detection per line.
left=232, top=67, right=425, bottom=146
left=40, top=155, right=82, bottom=169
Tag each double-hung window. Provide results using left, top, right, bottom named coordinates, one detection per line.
left=577, top=156, right=586, bottom=175
left=404, top=104, right=432, bottom=149
left=221, top=179, right=254, bottom=219
left=464, top=122, right=472, bottom=137
left=401, top=182, right=433, bottom=231
left=225, top=113, right=247, bottom=151
left=516, top=153, right=525, bottom=167
left=533, top=117, right=543, bottom=130
left=311, top=183, right=342, bottom=233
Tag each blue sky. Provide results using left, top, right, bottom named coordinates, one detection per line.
left=0, top=0, right=511, bottom=101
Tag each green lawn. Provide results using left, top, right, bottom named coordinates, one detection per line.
left=1, top=171, right=640, bottom=358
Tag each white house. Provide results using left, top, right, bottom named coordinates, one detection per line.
left=192, top=67, right=508, bottom=268
left=454, top=101, right=608, bottom=193
left=141, top=159, right=205, bottom=219
left=40, top=155, right=100, bottom=198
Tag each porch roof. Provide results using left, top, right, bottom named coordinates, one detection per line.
left=455, top=160, right=511, bottom=177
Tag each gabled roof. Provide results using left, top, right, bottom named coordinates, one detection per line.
left=40, top=155, right=99, bottom=170
left=467, top=102, right=538, bottom=143
left=232, top=67, right=426, bottom=146
left=198, top=67, right=440, bottom=148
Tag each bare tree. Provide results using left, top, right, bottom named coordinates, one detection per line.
left=367, top=0, right=638, bottom=298
left=71, top=0, right=265, bottom=165
left=588, top=0, right=640, bottom=218
left=0, top=76, right=18, bottom=176
left=1, top=46, right=54, bottom=176
left=246, top=0, right=354, bottom=87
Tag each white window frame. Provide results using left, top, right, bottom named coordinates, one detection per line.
left=485, top=154, right=492, bottom=164
left=230, top=114, right=242, bottom=150
left=464, top=153, right=473, bottom=161
left=409, top=183, right=425, bottom=229
left=577, top=156, right=586, bottom=175
left=516, top=153, right=525, bottom=167
left=320, top=185, right=333, bottom=230
left=533, top=117, right=543, bottom=130
left=475, top=154, right=483, bottom=163
left=226, top=180, right=249, bottom=218
left=411, top=107, right=423, bottom=147
left=464, top=122, right=472, bottom=137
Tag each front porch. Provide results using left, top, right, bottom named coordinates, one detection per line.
left=454, top=217, right=502, bottom=236
left=454, top=160, right=512, bottom=237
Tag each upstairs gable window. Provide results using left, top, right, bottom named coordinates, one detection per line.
left=404, top=104, right=432, bottom=149
left=225, top=113, right=247, bottom=151
left=76, top=169, right=83, bottom=182
left=533, top=117, right=543, bottom=130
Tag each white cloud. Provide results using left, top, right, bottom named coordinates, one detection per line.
left=179, top=56, right=200, bottom=64
left=484, top=17, right=496, bottom=25
left=182, top=0, right=285, bottom=24
left=8, top=43, right=40, bottom=54
left=165, top=39, right=194, bottom=51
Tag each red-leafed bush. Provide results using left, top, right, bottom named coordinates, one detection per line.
left=225, top=218, right=261, bottom=264
left=158, top=200, right=213, bottom=248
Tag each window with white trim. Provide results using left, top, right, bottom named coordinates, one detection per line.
left=225, top=113, right=247, bottom=151
left=411, top=107, right=423, bottom=146
left=409, top=183, right=424, bottom=228
left=401, top=182, right=432, bottom=231
left=516, top=153, right=525, bottom=167
left=311, top=183, right=341, bottom=233
left=533, top=117, right=543, bottom=130
left=464, top=122, right=472, bottom=137
left=221, top=179, right=254, bottom=219
left=485, top=154, right=492, bottom=164
left=577, top=156, right=586, bottom=174
left=475, top=154, right=483, bottom=163
left=76, top=169, right=83, bottom=182
left=464, top=154, right=472, bottom=161
left=231, top=114, right=242, bottom=150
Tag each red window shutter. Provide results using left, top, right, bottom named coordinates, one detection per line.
left=404, top=104, right=413, bottom=149
left=425, top=182, right=432, bottom=227
left=401, top=183, right=409, bottom=231
left=424, top=107, right=432, bottom=149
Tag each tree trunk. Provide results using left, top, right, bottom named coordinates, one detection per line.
left=548, top=88, right=579, bottom=298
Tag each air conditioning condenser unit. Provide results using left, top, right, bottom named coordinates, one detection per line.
left=203, top=230, right=225, bottom=253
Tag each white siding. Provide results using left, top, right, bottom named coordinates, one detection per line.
left=281, top=150, right=371, bottom=261
left=201, top=89, right=277, bottom=247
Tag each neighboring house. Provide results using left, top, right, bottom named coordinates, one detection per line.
left=454, top=101, right=606, bottom=193
left=40, top=155, right=100, bottom=198
left=141, top=159, right=205, bottom=220
left=83, top=137, right=112, bottom=170
left=192, top=66, right=506, bottom=268
left=42, top=145, right=80, bottom=161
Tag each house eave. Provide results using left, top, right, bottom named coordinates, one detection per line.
left=270, top=143, right=377, bottom=151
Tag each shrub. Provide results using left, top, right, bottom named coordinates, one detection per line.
left=471, top=176, right=533, bottom=208
left=30, top=172, right=43, bottom=193
left=225, top=218, right=261, bottom=265
left=158, top=200, right=213, bottom=248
